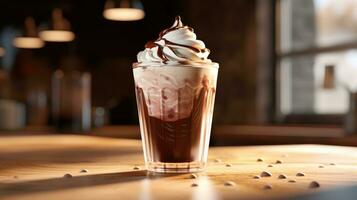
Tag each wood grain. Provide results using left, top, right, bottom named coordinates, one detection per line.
left=1, top=135, right=357, bottom=200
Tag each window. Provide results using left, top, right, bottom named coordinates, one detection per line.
left=276, top=0, right=357, bottom=124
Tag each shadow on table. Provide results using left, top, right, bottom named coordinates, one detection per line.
left=0, top=170, right=178, bottom=197
left=290, top=184, right=357, bottom=200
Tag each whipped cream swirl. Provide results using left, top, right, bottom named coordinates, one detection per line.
left=137, top=16, right=211, bottom=64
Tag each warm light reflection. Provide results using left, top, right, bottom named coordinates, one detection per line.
left=139, top=179, right=152, bottom=200
left=192, top=177, right=220, bottom=200
left=0, top=47, right=5, bottom=57
left=13, top=37, right=44, bottom=49
left=39, top=30, right=75, bottom=42
left=103, top=8, right=145, bottom=21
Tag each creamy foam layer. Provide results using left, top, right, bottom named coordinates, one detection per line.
left=133, top=66, right=218, bottom=121
left=134, top=16, right=218, bottom=121
left=137, top=16, right=212, bottom=65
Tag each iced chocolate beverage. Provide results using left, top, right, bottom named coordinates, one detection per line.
left=133, top=16, right=218, bottom=173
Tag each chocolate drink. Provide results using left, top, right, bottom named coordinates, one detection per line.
left=134, top=65, right=218, bottom=173
left=135, top=78, right=216, bottom=163
left=133, top=16, right=219, bottom=173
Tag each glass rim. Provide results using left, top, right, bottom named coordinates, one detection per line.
left=132, top=62, right=219, bottom=69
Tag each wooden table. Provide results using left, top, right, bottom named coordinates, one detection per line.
left=1, top=135, right=357, bottom=200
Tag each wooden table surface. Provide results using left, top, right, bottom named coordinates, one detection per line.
left=1, top=135, right=357, bottom=200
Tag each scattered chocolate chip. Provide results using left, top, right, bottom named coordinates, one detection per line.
left=253, top=175, right=261, bottom=179
left=318, top=165, right=324, bottom=168
left=267, top=164, right=274, bottom=168
left=263, top=184, right=272, bottom=190
left=13, top=176, right=18, bottom=179
left=214, top=159, right=222, bottom=163
left=257, top=158, right=264, bottom=162
left=260, top=171, right=272, bottom=177
left=190, top=174, right=198, bottom=179
left=288, top=179, right=296, bottom=183
left=278, top=174, right=287, bottom=179
left=296, top=172, right=305, bottom=177
left=133, top=166, right=141, bottom=170
left=329, top=163, right=336, bottom=166
left=224, top=181, right=236, bottom=186
left=275, top=160, right=283, bottom=164
left=225, top=163, right=232, bottom=167
left=63, top=173, right=72, bottom=178
left=191, top=183, right=199, bottom=187
left=80, top=169, right=88, bottom=173
left=309, top=181, right=320, bottom=188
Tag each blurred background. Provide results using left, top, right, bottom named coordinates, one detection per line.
left=1, top=0, right=357, bottom=146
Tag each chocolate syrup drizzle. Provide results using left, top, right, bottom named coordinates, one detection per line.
left=144, top=16, right=210, bottom=64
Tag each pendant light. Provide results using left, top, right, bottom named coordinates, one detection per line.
left=39, top=9, right=75, bottom=42
left=13, top=17, right=44, bottom=49
left=103, top=0, right=145, bottom=21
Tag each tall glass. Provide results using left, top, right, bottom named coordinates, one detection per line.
left=133, top=63, right=219, bottom=173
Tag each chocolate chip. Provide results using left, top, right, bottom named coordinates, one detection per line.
left=288, top=179, right=296, bottom=183
left=329, top=163, right=336, bottom=166
left=263, top=184, right=272, bottom=190
left=63, top=173, right=72, bottom=178
left=224, top=181, right=236, bottom=186
left=253, top=175, right=261, bottom=179
left=318, top=165, right=324, bottom=168
left=260, top=171, right=272, bottom=177
left=214, top=159, right=222, bottom=163
left=190, top=174, right=198, bottom=179
left=80, top=169, right=88, bottom=173
left=257, top=158, right=264, bottom=162
left=225, top=163, right=232, bottom=167
left=296, top=172, right=305, bottom=177
left=309, top=181, right=320, bottom=188
left=133, top=166, right=141, bottom=170
left=267, top=164, right=274, bottom=168
left=275, top=160, right=283, bottom=164
left=278, top=174, right=287, bottom=179
left=13, top=176, right=18, bottom=179
left=191, top=183, right=199, bottom=187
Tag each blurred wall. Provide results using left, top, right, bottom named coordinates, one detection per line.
left=0, top=0, right=272, bottom=125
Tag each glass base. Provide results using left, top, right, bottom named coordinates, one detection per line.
left=146, top=161, right=206, bottom=173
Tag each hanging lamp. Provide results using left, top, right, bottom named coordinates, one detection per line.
left=39, top=9, right=75, bottom=42
left=13, top=17, right=44, bottom=49
left=103, top=0, right=145, bottom=21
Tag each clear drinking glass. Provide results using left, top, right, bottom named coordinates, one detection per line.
left=52, top=70, right=91, bottom=132
left=133, top=63, right=219, bottom=173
